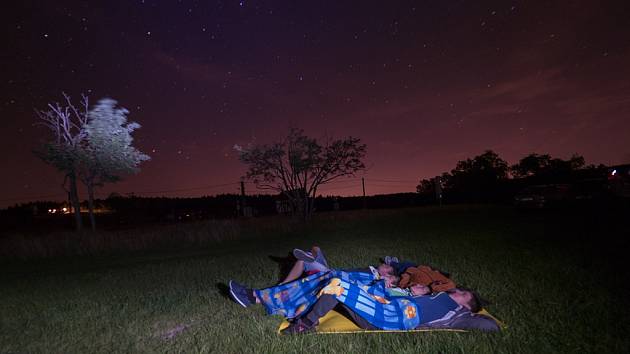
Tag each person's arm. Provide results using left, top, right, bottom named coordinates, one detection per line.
left=385, top=287, right=411, bottom=297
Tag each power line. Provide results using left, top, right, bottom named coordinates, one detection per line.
left=368, top=178, right=419, bottom=183
left=369, top=183, right=417, bottom=188
left=131, top=182, right=238, bottom=195
left=3, top=176, right=420, bottom=204
left=243, top=178, right=362, bottom=185
left=0, top=193, right=67, bottom=203
left=318, top=184, right=360, bottom=191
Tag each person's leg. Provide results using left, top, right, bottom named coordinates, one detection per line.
left=312, top=246, right=329, bottom=268
left=280, top=260, right=305, bottom=284
left=295, top=246, right=330, bottom=273
left=303, top=260, right=329, bottom=273
left=282, top=294, right=344, bottom=334
left=300, top=294, right=339, bottom=327
left=301, top=294, right=376, bottom=330
left=293, top=248, right=316, bottom=262
left=337, top=303, right=378, bottom=330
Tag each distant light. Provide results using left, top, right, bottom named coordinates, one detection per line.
left=612, top=169, right=617, bottom=176
left=48, top=209, right=52, bottom=213
left=62, top=207, right=68, bottom=212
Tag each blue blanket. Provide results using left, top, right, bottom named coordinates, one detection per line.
left=255, top=270, right=421, bottom=330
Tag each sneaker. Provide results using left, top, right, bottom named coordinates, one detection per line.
left=369, top=265, right=380, bottom=278
left=312, top=246, right=328, bottom=267
left=293, top=248, right=316, bottom=263
left=229, top=280, right=254, bottom=307
left=384, top=256, right=399, bottom=265
left=280, top=319, right=315, bottom=335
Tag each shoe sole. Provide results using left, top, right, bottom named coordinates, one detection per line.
left=228, top=280, right=249, bottom=308
left=293, top=249, right=315, bottom=262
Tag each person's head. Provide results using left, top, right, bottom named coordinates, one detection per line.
left=377, top=263, right=394, bottom=276
left=409, top=283, right=431, bottom=296
left=383, top=274, right=399, bottom=288
left=447, top=288, right=481, bottom=312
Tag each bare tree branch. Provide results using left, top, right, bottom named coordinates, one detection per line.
left=238, top=128, right=366, bottom=219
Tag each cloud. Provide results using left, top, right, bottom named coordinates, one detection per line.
left=153, top=50, right=257, bottom=89
left=473, top=68, right=565, bottom=102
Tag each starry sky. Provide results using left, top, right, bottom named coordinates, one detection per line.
left=2, top=0, right=630, bottom=207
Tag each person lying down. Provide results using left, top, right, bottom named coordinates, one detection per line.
left=228, top=251, right=499, bottom=334
left=280, top=246, right=453, bottom=297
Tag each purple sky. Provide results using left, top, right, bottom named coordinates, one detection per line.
left=2, top=1, right=629, bottom=207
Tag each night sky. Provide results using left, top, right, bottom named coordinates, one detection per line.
left=2, top=0, right=630, bottom=207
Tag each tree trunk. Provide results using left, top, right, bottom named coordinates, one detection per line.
left=68, top=171, right=83, bottom=231
left=87, top=181, right=96, bottom=231
left=308, top=187, right=317, bottom=219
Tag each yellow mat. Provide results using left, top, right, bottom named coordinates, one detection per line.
left=277, top=309, right=504, bottom=334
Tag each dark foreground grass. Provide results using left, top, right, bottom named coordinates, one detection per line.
left=1, top=205, right=629, bottom=353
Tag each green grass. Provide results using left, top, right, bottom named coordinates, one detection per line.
left=1, top=205, right=628, bottom=353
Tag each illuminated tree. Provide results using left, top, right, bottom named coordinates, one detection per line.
left=80, top=98, right=150, bottom=230
left=35, top=95, right=150, bottom=231
left=238, top=128, right=366, bottom=219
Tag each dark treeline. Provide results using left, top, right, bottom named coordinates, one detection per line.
left=2, top=150, right=624, bottom=233
left=417, top=150, right=612, bottom=204
left=0, top=192, right=427, bottom=233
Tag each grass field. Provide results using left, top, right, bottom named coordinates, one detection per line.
left=1, top=205, right=629, bottom=353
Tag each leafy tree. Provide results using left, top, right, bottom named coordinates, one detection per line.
left=511, top=153, right=585, bottom=181
left=238, top=128, right=366, bottom=219
left=549, top=154, right=585, bottom=173
left=510, top=153, right=552, bottom=178
left=34, top=93, right=89, bottom=231
left=35, top=95, right=149, bottom=231
left=80, top=98, right=150, bottom=230
left=416, top=178, right=435, bottom=195
left=443, top=150, right=508, bottom=201
left=416, top=176, right=445, bottom=204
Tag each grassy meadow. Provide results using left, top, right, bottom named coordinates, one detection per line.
left=1, top=205, right=629, bottom=353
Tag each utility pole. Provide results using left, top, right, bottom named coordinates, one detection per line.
left=362, top=177, right=366, bottom=209
left=434, top=176, right=442, bottom=207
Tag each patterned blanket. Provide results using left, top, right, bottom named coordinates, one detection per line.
left=255, top=270, right=421, bottom=330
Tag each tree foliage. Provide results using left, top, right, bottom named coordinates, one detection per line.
left=431, top=150, right=509, bottom=202
left=419, top=150, right=595, bottom=203
left=82, top=98, right=150, bottom=185
left=238, top=128, right=366, bottom=219
left=79, top=98, right=150, bottom=229
left=35, top=94, right=150, bottom=231
left=416, top=178, right=435, bottom=195
left=511, top=153, right=585, bottom=179
left=510, top=153, right=552, bottom=178
left=446, top=150, right=508, bottom=187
